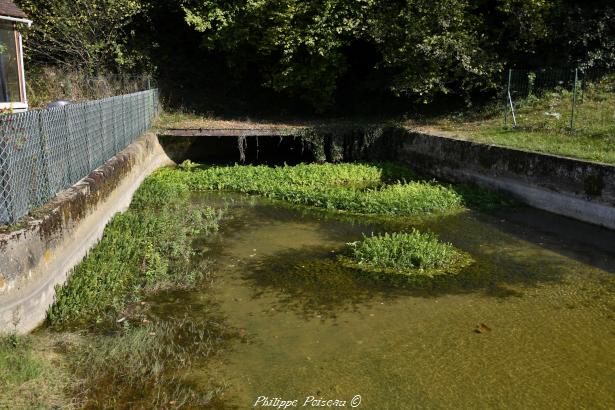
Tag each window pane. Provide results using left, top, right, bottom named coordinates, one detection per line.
left=0, top=23, right=20, bottom=103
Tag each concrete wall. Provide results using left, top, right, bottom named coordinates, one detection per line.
left=396, top=130, right=615, bottom=230
left=0, top=133, right=173, bottom=334
left=3, top=126, right=615, bottom=333
left=159, top=127, right=615, bottom=230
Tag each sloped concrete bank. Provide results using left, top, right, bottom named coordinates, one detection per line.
left=396, top=130, right=615, bottom=230
left=0, top=133, right=174, bottom=334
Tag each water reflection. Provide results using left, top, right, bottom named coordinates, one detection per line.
left=187, top=191, right=615, bottom=409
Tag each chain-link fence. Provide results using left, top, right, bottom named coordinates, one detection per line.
left=0, top=89, right=160, bottom=225
left=504, top=68, right=615, bottom=133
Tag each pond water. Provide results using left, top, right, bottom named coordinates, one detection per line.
left=153, top=192, right=615, bottom=409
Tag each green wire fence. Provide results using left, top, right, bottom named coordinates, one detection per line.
left=0, top=89, right=160, bottom=224
left=503, top=68, right=615, bottom=133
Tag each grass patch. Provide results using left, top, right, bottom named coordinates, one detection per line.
left=0, top=334, right=41, bottom=387
left=154, top=162, right=480, bottom=218
left=345, top=230, right=472, bottom=278
left=0, top=333, right=73, bottom=409
left=1, top=319, right=234, bottom=409
left=420, top=75, right=615, bottom=164
left=155, top=110, right=400, bottom=131
left=36, top=173, right=233, bottom=407
left=47, top=177, right=224, bottom=330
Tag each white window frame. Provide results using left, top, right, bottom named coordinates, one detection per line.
left=0, top=101, right=27, bottom=112
left=0, top=15, right=31, bottom=111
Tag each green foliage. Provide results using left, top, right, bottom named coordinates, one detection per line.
left=181, top=0, right=501, bottom=108
left=435, top=74, right=615, bottom=164
left=47, top=177, right=223, bottom=329
left=14, top=0, right=615, bottom=111
left=157, top=162, right=465, bottom=217
left=182, top=0, right=369, bottom=108
left=0, top=334, right=41, bottom=387
left=370, top=0, right=501, bottom=103
left=17, top=0, right=147, bottom=71
left=25, top=67, right=153, bottom=108
left=346, top=230, right=468, bottom=276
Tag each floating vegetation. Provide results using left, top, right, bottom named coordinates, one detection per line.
left=154, top=162, right=468, bottom=217
left=343, top=230, right=473, bottom=279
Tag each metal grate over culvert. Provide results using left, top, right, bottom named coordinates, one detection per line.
left=0, top=89, right=159, bottom=224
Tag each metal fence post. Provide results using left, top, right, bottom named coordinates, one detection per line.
left=122, top=95, right=127, bottom=147
left=143, top=92, right=148, bottom=132
left=98, top=100, right=105, bottom=161
left=83, top=103, right=92, bottom=170
left=111, top=98, right=118, bottom=153
left=504, top=77, right=508, bottom=127
left=580, top=69, right=585, bottom=104
left=507, top=69, right=517, bottom=127
left=570, top=67, right=578, bottom=130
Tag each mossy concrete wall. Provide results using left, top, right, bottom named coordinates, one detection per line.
left=0, top=133, right=174, bottom=334
left=396, top=130, right=615, bottom=230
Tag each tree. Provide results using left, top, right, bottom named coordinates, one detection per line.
left=16, top=0, right=146, bottom=72
left=182, top=0, right=377, bottom=109
left=368, top=0, right=501, bottom=103
left=180, top=0, right=504, bottom=109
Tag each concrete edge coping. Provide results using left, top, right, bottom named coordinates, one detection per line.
left=406, top=127, right=615, bottom=169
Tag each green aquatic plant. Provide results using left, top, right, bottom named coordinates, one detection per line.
left=47, top=178, right=224, bottom=329
left=345, top=230, right=472, bottom=277
left=153, top=162, right=467, bottom=217
left=0, top=333, right=71, bottom=408
left=69, top=317, right=231, bottom=408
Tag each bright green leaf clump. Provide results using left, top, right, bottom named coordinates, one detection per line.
left=156, top=162, right=465, bottom=217
left=346, top=230, right=471, bottom=277
left=47, top=177, right=223, bottom=330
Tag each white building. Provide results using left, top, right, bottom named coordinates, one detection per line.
left=0, top=0, right=31, bottom=112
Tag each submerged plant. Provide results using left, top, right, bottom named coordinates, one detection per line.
left=345, top=230, right=472, bottom=277
left=69, top=317, right=232, bottom=408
